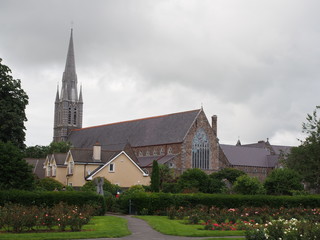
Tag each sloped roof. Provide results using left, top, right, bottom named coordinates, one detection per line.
left=69, top=148, right=119, bottom=163
left=68, top=109, right=201, bottom=149
left=220, top=144, right=272, bottom=167
left=52, top=153, right=68, bottom=165
left=25, top=158, right=46, bottom=179
left=137, top=154, right=177, bottom=167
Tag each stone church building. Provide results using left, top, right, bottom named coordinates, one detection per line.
left=50, top=30, right=290, bottom=184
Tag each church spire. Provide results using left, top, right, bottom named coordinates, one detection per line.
left=53, top=29, right=83, bottom=142
left=60, top=28, right=78, bottom=101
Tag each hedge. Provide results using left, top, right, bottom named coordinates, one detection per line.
left=0, top=190, right=106, bottom=215
left=119, top=192, right=320, bottom=214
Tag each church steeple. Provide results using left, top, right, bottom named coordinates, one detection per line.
left=53, top=29, right=83, bottom=142
left=61, top=29, right=78, bottom=101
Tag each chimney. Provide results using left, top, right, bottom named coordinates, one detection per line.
left=93, top=142, right=101, bottom=162
left=211, top=115, right=217, bottom=136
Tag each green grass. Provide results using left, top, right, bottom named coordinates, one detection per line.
left=0, top=216, right=130, bottom=240
left=136, top=216, right=245, bottom=238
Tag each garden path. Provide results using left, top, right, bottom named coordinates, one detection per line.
left=85, top=214, right=245, bottom=240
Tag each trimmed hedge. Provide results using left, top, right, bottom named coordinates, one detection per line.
left=0, top=190, right=106, bottom=215
left=119, top=192, right=320, bottom=214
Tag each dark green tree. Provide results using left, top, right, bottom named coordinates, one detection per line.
left=81, top=177, right=120, bottom=195
left=0, top=141, right=35, bottom=190
left=264, top=168, right=303, bottom=195
left=48, top=141, right=71, bottom=154
left=150, top=160, right=160, bottom=192
left=233, top=175, right=266, bottom=195
left=158, top=164, right=174, bottom=190
left=210, top=167, right=246, bottom=184
left=285, top=106, right=320, bottom=193
left=24, top=145, right=50, bottom=158
left=177, top=168, right=209, bottom=193
left=0, top=58, right=28, bottom=149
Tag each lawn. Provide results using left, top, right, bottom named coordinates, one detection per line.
left=136, top=216, right=245, bottom=238
left=0, top=216, right=130, bottom=240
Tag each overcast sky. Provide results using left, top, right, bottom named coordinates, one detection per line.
left=1, top=0, right=319, bottom=147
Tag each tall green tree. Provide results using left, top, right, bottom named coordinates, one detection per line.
left=150, top=160, right=160, bottom=192
left=24, top=145, right=50, bottom=158
left=158, top=164, right=174, bottom=190
left=48, top=141, right=71, bottom=154
left=210, top=168, right=246, bottom=184
left=0, top=59, right=28, bottom=149
left=285, top=106, right=320, bottom=193
left=0, top=141, right=35, bottom=190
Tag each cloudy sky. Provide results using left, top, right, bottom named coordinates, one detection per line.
left=1, top=0, right=319, bottom=147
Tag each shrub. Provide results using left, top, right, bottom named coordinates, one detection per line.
left=81, top=177, right=120, bottom=195
left=177, top=168, right=209, bottom=193
left=0, top=190, right=106, bottom=215
left=35, top=178, right=64, bottom=191
left=233, top=175, right=266, bottom=195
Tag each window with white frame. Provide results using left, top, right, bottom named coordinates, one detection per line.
left=109, top=163, right=115, bottom=172
left=68, top=161, right=74, bottom=175
left=52, top=165, right=56, bottom=177
left=192, top=128, right=210, bottom=170
left=46, top=166, right=51, bottom=177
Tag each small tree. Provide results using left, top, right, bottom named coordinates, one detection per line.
left=177, top=168, right=209, bottom=193
left=264, top=168, right=303, bottom=195
left=233, top=175, right=265, bottom=195
left=150, top=160, right=160, bottom=192
left=211, top=168, right=246, bottom=184
left=48, top=141, right=71, bottom=154
left=158, top=164, right=174, bottom=190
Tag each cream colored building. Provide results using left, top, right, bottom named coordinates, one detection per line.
left=44, top=143, right=150, bottom=188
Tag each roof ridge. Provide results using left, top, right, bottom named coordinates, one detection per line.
left=71, top=109, right=201, bottom=132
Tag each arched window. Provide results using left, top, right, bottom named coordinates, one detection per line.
left=167, top=147, right=173, bottom=154
left=68, top=107, right=72, bottom=124
left=160, top=148, right=165, bottom=155
left=192, top=128, right=210, bottom=169
left=73, top=107, right=77, bottom=125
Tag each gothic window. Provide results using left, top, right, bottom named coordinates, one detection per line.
left=139, top=151, right=143, bottom=157
left=146, top=150, right=150, bottom=156
left=167, top=147, right=173, bottom=154
left=73, top=108, right=77, bottom=125
left=192, top=128, right=210, bottom=169
left=153, top=149, right=157, bottom=156
left=68, top=107, right=72, bottom=124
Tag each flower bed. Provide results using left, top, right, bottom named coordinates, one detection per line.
left=0, top=202, right=95, bottom=233
left=165, top=205, right=320, bottom=238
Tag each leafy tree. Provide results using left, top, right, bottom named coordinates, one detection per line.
left=207, top=176, right=225, bottom=193
left=233, top=175, right=266, bottom=195
left=158, top=164, right=174, bottom=190
left=211, top=168, right=246, bottom=184
left=0, top=58, right=28, bottom=149
left=35, top=178, right=64, bottom=191
left=48, top=141, right=71, bottom=154
left=150, top=160, right=160, bottom=192
left=285, top=106, right=320, bottom=193
left=0, top=141, right=35, bottom=190
left=264, top=168, right=303, bottom=195
left=24, top=145, right=50, bottom=158
left=177, top=168, right=209, bottom=193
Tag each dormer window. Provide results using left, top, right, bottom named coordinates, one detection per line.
left=46, top=166, right=51, bottom=177
left=167, top=147, right=173, bottom=154
left=146, top=151, right=150, bottom=156
left=139, top=151, right=143, bottom=157
left=153, top=149, right=157, bottom=156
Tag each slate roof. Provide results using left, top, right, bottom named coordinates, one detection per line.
left=68, top=109, right=201, bottom=149
left=69, top=148, right=120, bottom=164
left=137, top=154, right=177, bottom=167
left=52, top=153, right=68, bottom=165
left=220, top=144, right=274, bottom=167
left=25, top=158, right=46, bottom=179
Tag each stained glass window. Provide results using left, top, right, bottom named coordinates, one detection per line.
left=192, top=128, right=210, bottom=169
